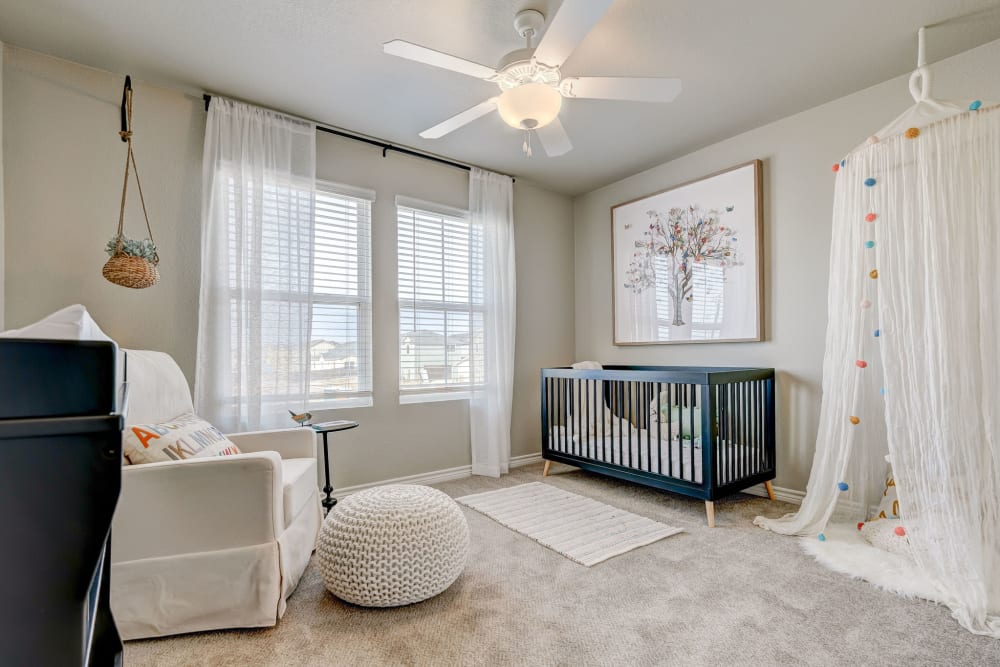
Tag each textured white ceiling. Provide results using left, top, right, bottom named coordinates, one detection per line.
left=1, top=0, right=998, bottom=194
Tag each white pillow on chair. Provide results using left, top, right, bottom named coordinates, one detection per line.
left=123, top=412, right=241, bottom=465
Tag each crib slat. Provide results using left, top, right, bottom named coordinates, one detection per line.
left=742, top=382, right=748, bottom=481
left=626, top=381, right=633, bottom=469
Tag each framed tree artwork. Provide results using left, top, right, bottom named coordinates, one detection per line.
left=611, top=160, right=763, bottom=345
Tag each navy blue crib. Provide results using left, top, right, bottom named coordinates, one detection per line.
left=540, top=365, right=776, bottom=526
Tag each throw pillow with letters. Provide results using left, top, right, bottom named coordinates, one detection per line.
left=123, top=413, right=241, bottom=465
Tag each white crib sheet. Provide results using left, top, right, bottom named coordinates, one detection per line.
left=548, top=426, right=754, bottom=485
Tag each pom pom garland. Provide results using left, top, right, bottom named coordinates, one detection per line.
left=857, top=522, right=865, bottom=531
left=818, top=533, right=827, bottom=542
left=864, top=178, right=877, bottom=187
left=905, top=127, right=920, bottom=139
left=867, top=135, right=879, bottom=145
left=832, top=163, right=840, bottom=172
left=856, top=360, right=868, bottom=368
left=865, top=240, right=875, bottom=248
left=873, top=329, right=880, bottom=337
left=970, top=100, right=982, bottom=111
left=837, top=482, right=849, bottom=491
left=849, top=415, right=860, bottom=425
left=894, top=526, right=906, bottom=537
left=865, top=213, right=877, bottom=222
left=870, top=269, right=879, bottom=279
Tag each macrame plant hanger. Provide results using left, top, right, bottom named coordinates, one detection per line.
left=102, top=75, right=160, bottom=289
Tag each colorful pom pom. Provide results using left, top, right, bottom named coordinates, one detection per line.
left=832, top=163, right=840, bottom=172
left=818, top=533, right=827, bottom=542
left=856, top=360, right=868, bottom=369
left=869, top=269, right=879, bottom=279
left=865, top=213, right=877, bottom=222
left=837, top=482, right=849, bottom=491
left=841, top=159, right=846, bottom=168
left=865, top=240, right=875, bottom=249
left=970, top=100, right=982, bottom=111
left=857, top=522, right=865, bottom=531
left=905, top=127, right=920, bottom=139
left=860, top=299, right=872, bottom=309
left=867, top=135, right=879, bottom=145
left=894, top=526, right=906, bottom=537
left=849, top=415, right=860, bottom=425
left=864, top=178, right=876, bottom=187
left=873, top=328, right=880, bottom=337
left=879, top=387, right=887, bottom=396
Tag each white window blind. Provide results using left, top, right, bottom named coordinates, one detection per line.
left=690, top=263, right=725, bottom=340
left=654, top=258, right=725, bottom=339
left=397, top=197, right=484, bottom=397
left=310, top=181, right=373, bottom=405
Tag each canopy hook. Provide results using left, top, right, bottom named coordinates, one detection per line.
left=908, top=26, right=933, bottom=102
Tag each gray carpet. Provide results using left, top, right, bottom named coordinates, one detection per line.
left=125, top=463, right=1000, bottom=666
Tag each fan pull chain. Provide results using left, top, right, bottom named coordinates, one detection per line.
left=522, top=129, right=533, bottom=157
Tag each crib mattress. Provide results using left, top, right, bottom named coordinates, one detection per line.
left=549, top=426, right=703, bottom=482
left=548, top=427, right=753, bottom=485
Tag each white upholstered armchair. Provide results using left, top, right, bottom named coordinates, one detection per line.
left=110, top=350, right=321, bottom=640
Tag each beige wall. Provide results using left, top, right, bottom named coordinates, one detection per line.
left=3, top=46, right=204, bottom=374
left=0, top=41, right=4, bottom=330
left=2, top=46, right=576, bottom=488
left=312, top=133, right=576, bottom=485
left=572, top=38, right=1000, bottom=492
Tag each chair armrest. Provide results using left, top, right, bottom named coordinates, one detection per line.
left=111, top=452, right=284, bottom=563
left=227, top=427, right=316, bottom=460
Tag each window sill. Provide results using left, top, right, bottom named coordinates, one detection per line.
left=311, top=396, right=373, bottom=410
left=399, top=391, right=473, bottom=405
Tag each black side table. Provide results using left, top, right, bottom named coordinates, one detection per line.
left=311, top=420, right=359, bottom=515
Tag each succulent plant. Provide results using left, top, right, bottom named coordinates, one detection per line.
left=105, top=234, right=158, bottom=262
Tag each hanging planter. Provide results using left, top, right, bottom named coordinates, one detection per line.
left=103, top=75, right=160, bottom=289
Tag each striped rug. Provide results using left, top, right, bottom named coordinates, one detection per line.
left=456, top=482, right=683, bottom=566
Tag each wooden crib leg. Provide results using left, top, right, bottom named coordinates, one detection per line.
left=705, top=501, right=716, bottom=528
left=764, top=481, right=776, bottom=501
left=543, top=460, right=551, bottom=477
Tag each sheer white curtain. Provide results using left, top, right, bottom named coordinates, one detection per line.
left=757, top=102, right=1000, bottom=637
left=195, top=97, right=316, bottom=433
left=469, top=167, right=515, bottom=477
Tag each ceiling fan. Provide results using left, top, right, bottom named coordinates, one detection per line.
left=383, top=0, right=681, bottom=157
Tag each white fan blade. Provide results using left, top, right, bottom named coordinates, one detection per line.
left=536, top=118, right=573, bottom=157
left=420, top=98, right=499, bottom=139
left=533, top=0, right=614, bottom=68
left=383, top=40, right=496, bottom=79
left=560, top=77, right=682, bottom=103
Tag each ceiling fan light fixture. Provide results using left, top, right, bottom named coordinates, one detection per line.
left=496, top=83, right=562, bottom=130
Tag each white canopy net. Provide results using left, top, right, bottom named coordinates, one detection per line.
left=755, top=94, right=1000, bottom=637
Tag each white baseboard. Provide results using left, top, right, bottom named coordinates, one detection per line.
left=743, top=483, right=805, bottom=505
left=333, top=452, right=803, bottom=506
left=334, top=452, right=543, bottom=497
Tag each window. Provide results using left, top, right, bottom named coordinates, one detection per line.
left=654, top=258, right=726, bottom=340
left=396, top=196, right=484, bottom=400
left=224, top=178, right=373, bottom=411
left=310, top=182, right=374, bottom=406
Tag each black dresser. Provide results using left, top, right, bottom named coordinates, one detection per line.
left=0, top=338, right=123, bottom=666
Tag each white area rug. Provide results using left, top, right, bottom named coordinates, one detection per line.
left=801, top=523, right=944, bottom=603
left=456, top=482, right=683, bottom=566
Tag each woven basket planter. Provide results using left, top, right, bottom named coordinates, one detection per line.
left=102, top=254, right=160, bottom=289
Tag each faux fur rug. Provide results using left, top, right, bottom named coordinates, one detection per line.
left=801, top=523, right=943, bottom=602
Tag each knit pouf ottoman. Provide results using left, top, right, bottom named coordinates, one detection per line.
left=317, top=484, right=470, bottom=607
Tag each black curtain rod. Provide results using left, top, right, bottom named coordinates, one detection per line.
left=202, top=93, right=505, bottom=177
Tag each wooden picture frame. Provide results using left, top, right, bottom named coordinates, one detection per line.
left=611, top=160, right=763, bottom=345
